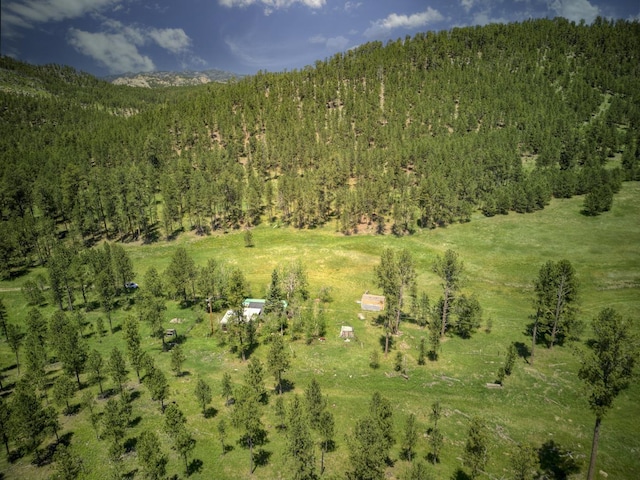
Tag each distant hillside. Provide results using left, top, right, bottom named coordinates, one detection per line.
left=105, top=69, right=243, bottom=87
left=1, top=18, right=639, bottom=264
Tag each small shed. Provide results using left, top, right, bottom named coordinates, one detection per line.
left=361, top=293, right=385, bottom=312
left=340, top=326, right=354, bottom=338
left=165, top=328, right=177, bottom=338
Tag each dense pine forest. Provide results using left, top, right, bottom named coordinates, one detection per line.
left=0, top=17, right=639, bottom=480
left=1, top=17, right=639, bottom=277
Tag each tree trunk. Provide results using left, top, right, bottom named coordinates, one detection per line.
left=75, top=369, right=82, bottom=389
left=587, top=416, right=602, bottom=480
left=550, top=278, right=566, bottom=348
left=249, top=437, right=254, bottom=475
left=440, top=288, right=449, bottom=338
left=531, top=313, right=539, bottom=366
left=384, top=329, right=390, bottom=356
left=321, top=444, right=325, bottom=474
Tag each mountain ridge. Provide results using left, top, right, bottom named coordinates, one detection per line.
left=103, top=68, right=243, bottom=87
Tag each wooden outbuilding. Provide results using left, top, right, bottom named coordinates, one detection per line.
left=340, top=326, right=354, bottom=338
left=361, top=293, right=385, bottom=312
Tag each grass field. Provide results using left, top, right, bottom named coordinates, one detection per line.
left=1, top=182, right=639, bottom=479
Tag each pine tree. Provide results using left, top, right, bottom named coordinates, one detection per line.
left=578, top=308, right=638, bottom=480
left=285, top=395, right=317, bottom=480
left=171, top=344, right=186, bottom=376
left=194, top=378, right=212, bottom=416
left=401, top=413, right=418, bottom=461
left=432, top=249, right=464, bottom=337
left=267, top=334, right=290, bottom=394
left=463, top=416, right=488, bottom=479
left=107, top=347, right=128, bottom=394
left=137, top=430, right=167, bottom=480
left=124, top=316, right=144, bottom=382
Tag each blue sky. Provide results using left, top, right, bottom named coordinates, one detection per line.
left=1, top=0, right=639, bottom=77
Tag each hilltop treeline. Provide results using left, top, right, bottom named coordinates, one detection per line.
left=1, top=17, right=640, bottom=276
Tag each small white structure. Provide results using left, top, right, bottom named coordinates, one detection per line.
left=340, top=326, right=354, bottom=338
left=220, top=307, right=262, bottom=329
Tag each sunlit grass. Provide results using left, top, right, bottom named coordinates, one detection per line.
left=0, top=183, right=638, bottom=479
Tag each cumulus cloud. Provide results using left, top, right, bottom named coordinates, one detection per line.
left=68, top=19, right=193, bottom=73
left=68, top=28, right=155, bottom=73
left=219, top=0, right=325, bottom=14
left=148, top=28, right=192, bottom=54
left=550, top=0, right=600, bottom=24
left=2, top=0, right=120, bottom=31
left=364, top=7, right=444, bottom=38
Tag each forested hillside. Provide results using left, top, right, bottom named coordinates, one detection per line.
left=1, top=17, right=640, bottom=278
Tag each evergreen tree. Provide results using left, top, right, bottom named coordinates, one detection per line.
left=285, top=395, right=317, bottom=480
left=52, top=444, right=84, bottom=480
left=531, top=259, right=579, bottom=361
left=9, top=380, right=48, bottom=461
left=221, top=371, right=233, bottom=405
left=165, top=246, right=197, bottom=303
left=124, top=316, right=144, bottom=382
left=218, top=417, right=228, bottom=454
left=171, top=344, right=186, bottom=376
left=137, top=430, right=167, bottom=480
left=6, top=323, right=22, bottom=375
left=318, top=409, right=335, bottom=475
left=511, top=443, right=538, bottom=480
left=347, top=416, right=387, bottom=480
left=369, top=392, right=394, bottom=454
left=194, top=378, right=212, bottom=415
left=429, top=402, right=442, bottom=464
left=87, top=349, right=105, bottom=394
left=244, top=357, right=267, bottom=403
left=432, top=249, right=464, bottom=337
left=267, top=334, right=290, bottom=394
left=578, top=308, right=638, bottom=480
left=232, top=384, right=267, bottom=475
left=107, top=347, right=128, bottom=394
left=0, top=299, right=8, bottom=340
left=52, top=374, right=76, bottom=415
left=145, top=366, right=169, bottom=411
left=463, top=416, right=488, bottom=479
left=305, top=379, right=326, bottom=432
left=401, top=413, right=418, bottom=461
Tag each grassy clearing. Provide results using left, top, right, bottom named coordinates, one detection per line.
left=0, top=183, right=639, bottom=479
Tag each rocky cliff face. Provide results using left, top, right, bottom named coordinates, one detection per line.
left=106, top=69, right=242, bottom=87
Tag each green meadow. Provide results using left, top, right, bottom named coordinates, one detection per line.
left=1, top=182, right=639, bottom=479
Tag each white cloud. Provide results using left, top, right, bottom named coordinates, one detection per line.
left=549, top=0, right=600, bottom=24
left=344, top=1, right=362, bottom=12
left=2, top=0, right=120, bottom=29
left=219, top=0, right=325, bottom=14
left=461, top=0, right=474, bottom=12
left=68, top=28, right=155, bottom=73
left=364, top=8, right=444, bottom=38
left=68, top=19, right=194, bottom=73
left=148, top=28, right=191, bottom=54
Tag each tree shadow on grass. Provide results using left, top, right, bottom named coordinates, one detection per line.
left=36, top=432, right=74, bottom=467
left=124, top=437, right=137, bottom=453
left=253, top=449, right=271, bottom=469
left=275, top=379, right=295, bottom=394
left=204, top=407, right=218, bottom=419
left=538, top=440, right=582, bottom=479
left=450, top=468, right=471, bottom=480
left=187, top=459, right=203, bottom=476
left=379, top=335, right=393, bottom=352
left=514, top=341, right=530, bottom=363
